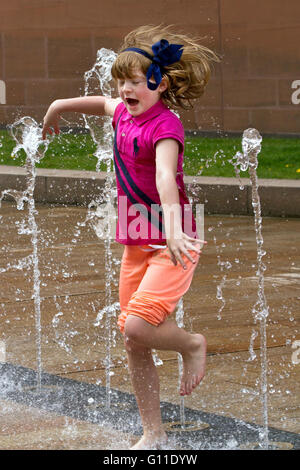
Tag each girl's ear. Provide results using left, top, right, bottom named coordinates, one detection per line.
left=158, top=77, right=168, bottom=93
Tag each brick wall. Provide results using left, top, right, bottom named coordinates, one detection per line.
left=0, top=0, right=299, bottom=135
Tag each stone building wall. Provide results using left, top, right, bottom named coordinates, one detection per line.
left=0, top=0, right=299, bottom=135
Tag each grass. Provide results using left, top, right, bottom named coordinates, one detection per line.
left=0, top=129, right=300, bottom=179
left=0, top=130, right=102, bottom=172
left=184, top=135, right=300, bottom=179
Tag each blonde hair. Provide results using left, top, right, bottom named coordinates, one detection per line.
left=111, top=24, right=220, bottom=110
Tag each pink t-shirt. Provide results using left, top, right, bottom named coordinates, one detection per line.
left=112, top=99, right=197, bottom=245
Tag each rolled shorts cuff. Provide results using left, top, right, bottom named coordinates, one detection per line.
left=117, top=291, right=170, bottom=334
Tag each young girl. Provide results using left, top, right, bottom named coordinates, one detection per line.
left=42, top=24, right=219, bottom=450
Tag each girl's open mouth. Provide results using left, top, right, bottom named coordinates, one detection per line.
left=126, top=98, right=139, bottom=106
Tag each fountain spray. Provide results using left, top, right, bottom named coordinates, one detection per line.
left=0, top=117, right=53, bottom=391
left=83, top=48, right=118, bottom=409
left=234, top=128, right=269, bottom=448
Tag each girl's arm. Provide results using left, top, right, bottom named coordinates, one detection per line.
left=155, top=138, right=204, bottom=269
left=42, top=96, right=122, bottom=139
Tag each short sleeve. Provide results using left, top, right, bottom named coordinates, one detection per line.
left=151, top=112, right=185, bottom=153
left=112, top=102, right=126, bottom=130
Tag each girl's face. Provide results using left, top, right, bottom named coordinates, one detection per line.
left=117, top=69, right=167, bottom=116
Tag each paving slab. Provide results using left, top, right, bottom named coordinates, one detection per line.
left=0, top=201, right=299, bottom=450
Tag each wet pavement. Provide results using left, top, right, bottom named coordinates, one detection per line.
left=0, top=201, right=299, bottom=450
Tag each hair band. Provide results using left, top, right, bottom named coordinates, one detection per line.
left=122, top=39, right=183, bottom=90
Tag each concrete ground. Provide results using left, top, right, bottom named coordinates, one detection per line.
left=0, top=201, right=299, bottom=450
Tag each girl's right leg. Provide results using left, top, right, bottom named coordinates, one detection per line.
left=119, top=246, right=167, bottom=449
left=124, top=337, right=167, bottom=449
left=118, top=245, right=150, bottom=323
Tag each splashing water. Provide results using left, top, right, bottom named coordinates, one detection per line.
left=0, top=48, right=119, bottom=409
left=0, top=117, right=53, bottom=391
left=83, top=48, right=118, bottom=409
left=83, top=48, right=117, bottom=170
left=233, top=128, right=270, bottom=449
left=175, top=299, right=186, bottom=427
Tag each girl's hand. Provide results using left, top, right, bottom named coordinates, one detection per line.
left=42, top=101, right=61, bottom=140
left=167, top=233, right=207, bottom=270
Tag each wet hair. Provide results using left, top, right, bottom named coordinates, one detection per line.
left=111, top=24, right=220, bottom=110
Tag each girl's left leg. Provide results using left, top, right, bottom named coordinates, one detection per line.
left=125, top=315, right=207, bottom=397
left=124, top=316, right=206, bottom=450
left=121, top=245, right=205, bottom=397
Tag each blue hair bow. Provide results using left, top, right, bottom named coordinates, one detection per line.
left=123, top=39, right=183, bottom=90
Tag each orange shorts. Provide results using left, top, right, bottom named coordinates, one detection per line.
left=117, top=245, right=200, bottom=334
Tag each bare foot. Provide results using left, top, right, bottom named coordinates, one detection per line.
left=130, top=432, right=168, bottom=450
left=180, top=333, right=207, bottom=396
